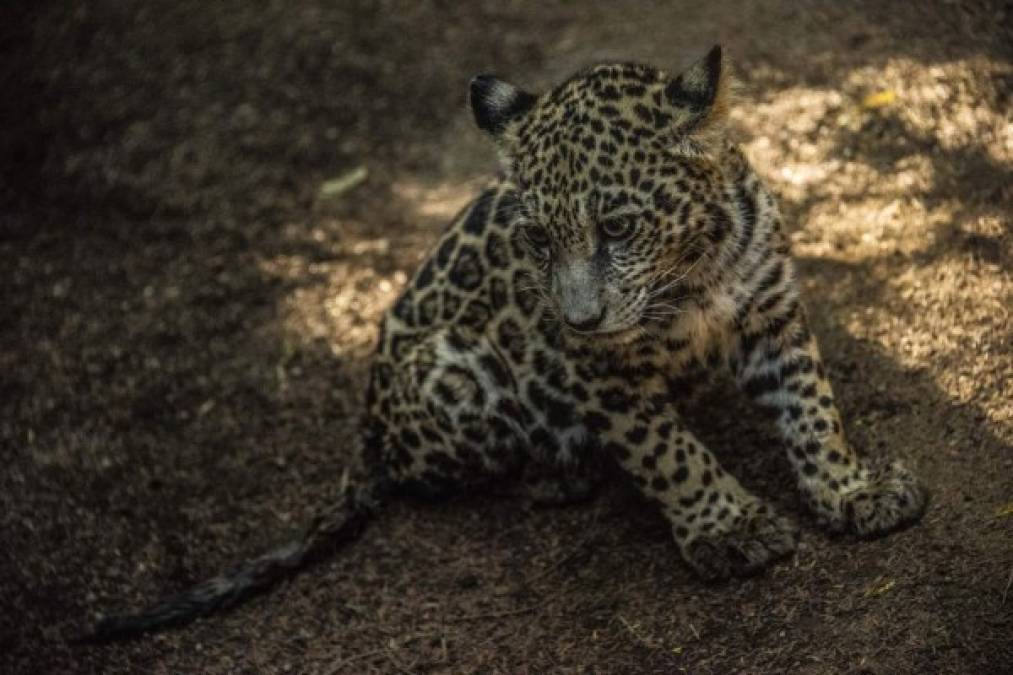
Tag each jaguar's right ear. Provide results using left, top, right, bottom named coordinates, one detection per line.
left=469, top=75, right=537, bottom=140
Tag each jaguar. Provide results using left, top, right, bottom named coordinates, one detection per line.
left=87, top=45, right=927, bottom=640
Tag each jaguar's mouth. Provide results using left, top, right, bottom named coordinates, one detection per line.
left=556, top=291, right=652, bottom=345
left=565, top=322, right=648, bottom=347
left=602, top=326, right=649, bottom=346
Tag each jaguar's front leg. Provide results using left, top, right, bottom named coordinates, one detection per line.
left=594, top=379, right=798, bottom=579
left=732, top=301, right=928, bottom=535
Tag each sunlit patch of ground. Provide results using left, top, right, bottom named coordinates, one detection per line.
left=259, top=250, right=402, bottom=360
left=390, top=178, right=484, bottom=221
left=259, top=177, right=483, bottom=361
left=730, top=55, right=1012, bottom=438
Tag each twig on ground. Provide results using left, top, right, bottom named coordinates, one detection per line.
left=328, top=633, right=431, bottom=675
left=327, top=648, right=387, bottom=674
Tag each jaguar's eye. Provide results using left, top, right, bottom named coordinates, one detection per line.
left=524, top=225, right=551, bottom=248
left=600, top=215, right=636, bottom=240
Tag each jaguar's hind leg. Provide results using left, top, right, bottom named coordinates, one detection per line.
left=365, top=326, right=531, bottom=498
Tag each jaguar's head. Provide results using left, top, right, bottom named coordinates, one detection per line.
left=469, top=46, right=736, bottom=341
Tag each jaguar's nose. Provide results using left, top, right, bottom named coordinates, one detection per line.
left=553, top=257, right=605, bottom=332
left=563, top=306, right=606, bottom=332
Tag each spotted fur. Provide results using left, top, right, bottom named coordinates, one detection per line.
left=86, top=46, right=927, bottom=640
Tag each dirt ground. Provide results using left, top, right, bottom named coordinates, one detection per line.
left=2, top=1, right=1011, bottom=673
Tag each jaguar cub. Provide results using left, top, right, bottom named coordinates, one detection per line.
left=88, top=46, right=927, bottom=639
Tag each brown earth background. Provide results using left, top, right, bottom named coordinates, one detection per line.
left=2, top=1, right=1011, bottom=673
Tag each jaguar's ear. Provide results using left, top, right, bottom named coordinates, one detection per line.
left=469, top=74, right=537, bottom=140
left=665, top=45, right=733, bottom=154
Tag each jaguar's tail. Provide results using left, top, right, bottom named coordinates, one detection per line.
left=79, top=477, right=389, bottom=642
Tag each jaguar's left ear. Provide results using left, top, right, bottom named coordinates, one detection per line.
left=665, top=45, right=734, bottom=154
left=469, top=74, right=537, bottom=141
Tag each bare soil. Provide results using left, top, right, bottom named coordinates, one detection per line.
left=2, top=1, right=1011, bottom=673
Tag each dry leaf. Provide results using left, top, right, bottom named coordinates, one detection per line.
left=862, top=90, right=897, bottom=109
